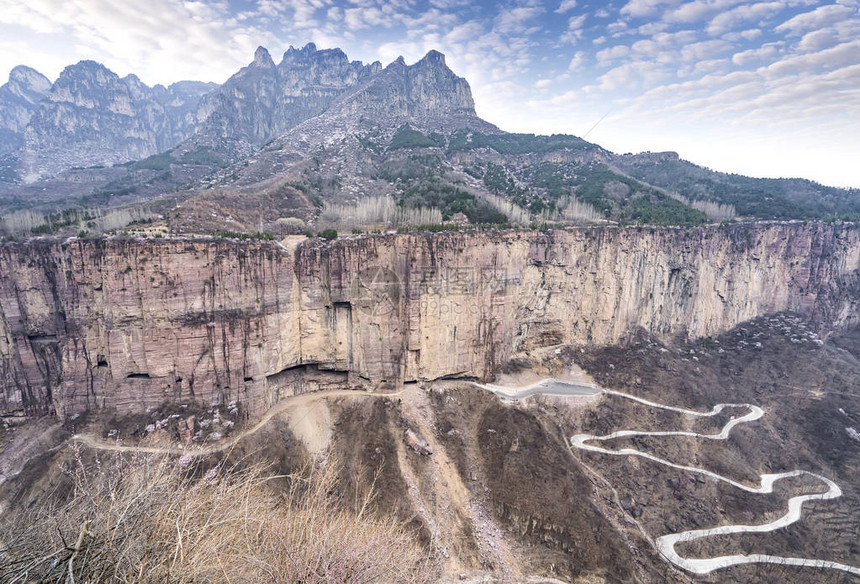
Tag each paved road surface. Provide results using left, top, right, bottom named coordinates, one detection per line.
left=474, top=378, right=860, bottom=578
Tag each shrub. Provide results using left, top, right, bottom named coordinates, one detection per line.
left=317, top=228, right=338, bottom=240
left=217, top=231, right=275, bottom=241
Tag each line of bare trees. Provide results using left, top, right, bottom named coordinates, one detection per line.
left=0, top=206, right=153, bottom=236
left=321, top=196, right=442, bottom=229
left=665, top=192, right=736, bottom=222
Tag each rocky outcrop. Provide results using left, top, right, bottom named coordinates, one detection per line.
left=222, top=49, right=494, bottom=191
left=617, top=151, right=680, bottom=164
left=1, top=223, right=859, bottom=418
left=0, top=66, right=51, bottom=155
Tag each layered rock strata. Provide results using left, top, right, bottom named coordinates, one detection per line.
left=1, top=223, right=859, bottom=418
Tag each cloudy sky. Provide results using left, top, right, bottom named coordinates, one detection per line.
left=1, top=0, right=858, bottom=187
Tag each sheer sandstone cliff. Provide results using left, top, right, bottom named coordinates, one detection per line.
left=2, top=223, right=859, bottom=418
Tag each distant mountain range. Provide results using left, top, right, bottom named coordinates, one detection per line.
left=0, top=44, right=857, bottom=233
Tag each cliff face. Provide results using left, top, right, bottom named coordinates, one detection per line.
left=2, top=223, right=859, bottom=418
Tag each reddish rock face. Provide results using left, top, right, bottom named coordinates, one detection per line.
left=178, top=415, right=196, bottom=444
left=1, top=224, right=859, bottom=419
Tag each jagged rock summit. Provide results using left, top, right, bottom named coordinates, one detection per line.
left=191, top=42, right=381, bottom=147
left=316, top=47, right=480, bottom=129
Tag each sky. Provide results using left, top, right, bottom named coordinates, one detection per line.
left=0, top=0, right=858, bottom=188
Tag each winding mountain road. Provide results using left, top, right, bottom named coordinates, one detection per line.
left=475, top=379, right=860, bottom=578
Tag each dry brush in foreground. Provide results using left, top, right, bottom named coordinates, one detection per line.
left=0, top=449, right=434, bottom=583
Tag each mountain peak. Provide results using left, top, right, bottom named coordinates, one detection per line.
left=0, top=65, right=52, bottom=151
left=284, top=42, right=318, bottom=58
left=387, top=56, right=407, bottom=70
left=5, top=66, right=51, bottom=100
left=9, top=65, right=50, bottom=87
left=58, top=60, right=117, bottom=83
left=253, top=46, right=275, bottom=68
left=418, top=50, right=446, bottom=66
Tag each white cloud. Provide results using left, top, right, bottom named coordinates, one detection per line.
left=760, top=39, right=860, bottom=76
left=619, top=0, right=681, bottom=19
left=665, top=0, right=746, bottom=24
left=739, top=28, right=763, bottom=40
left=442, top=21, right=485, bottom=44
left=555, top=0, right=577, bottom=13
left=559, top=14, right=587, bottom=44
left=0, top=0, right=270, bottom=84
left=344, top=7, right=393, bottom=30
left=494, top=3, right=545, bottom=35
left=797, top=29, right=839, bottom=52
left=675, top=56, right=730, bottom=78
left=706, top=1, right=787, bottom=36
left=731, top=42, right=783, bottom=66
left=776, top=4, right=856, bottom=34
left=680, top=39, right=731, bottom=62
left=568, top=50, right=586, bottom=70
left=588, top=60, right=670, bottom=91
left=596, top=44, right=630, bottom=64
left=607, top=20, right=629, bottom=34
left=636, top=21, right=669, bottom=35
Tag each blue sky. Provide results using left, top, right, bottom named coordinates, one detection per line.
left=0, top=0, right=858, bottom=187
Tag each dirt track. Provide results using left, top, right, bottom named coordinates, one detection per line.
left=71, top=388, right=401, bottom=457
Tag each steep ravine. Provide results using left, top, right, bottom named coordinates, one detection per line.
left=2, top=223, right=859, bottom=419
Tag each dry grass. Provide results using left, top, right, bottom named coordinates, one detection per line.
left=0, top=449, right=435, bottom=583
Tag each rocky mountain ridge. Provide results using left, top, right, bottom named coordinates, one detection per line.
left=0, top=43, right=480, bottom=184
left=17, top=61, right=215, bottom=179
left=190, top=44, right=381, bottom=148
